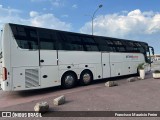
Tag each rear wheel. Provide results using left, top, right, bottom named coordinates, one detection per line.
left=61, top=72, right=77, bottom=89
left=137, top=69, right=140, bottom=76
left=80, top=70, right=93, bottom=86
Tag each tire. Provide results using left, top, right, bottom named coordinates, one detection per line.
left=61, top=72, right=77, bottom=89
left=80, top=70, right=93, bottom=86
left=137, top=69, right=140, bottom=76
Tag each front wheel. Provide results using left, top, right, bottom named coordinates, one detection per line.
left=80, top=70, right=93, bottom=86
left=61, top=72, right=77, bottom=89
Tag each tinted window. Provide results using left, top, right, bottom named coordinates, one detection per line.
left=38, top=29, right=56, bottom=50
left=138, top=47, right=145, bottom=53
left=16, top=27, right=26, bottom=37
left=10, top=25, right=38, bottom=49
left=140, top=43, right=149, bottom=51
left=10, top=24, right=149, bottom=53
left=57, top=32, right=84, bottom=51
left=125, top=41, right=135, bottom=52
left=125, top=41, right=146, bottom=53
left=105, top=39, right=114, bottom=45
left=82, top=37, right=99, bottom=51
left=0, top=52, right=2, bottom=59
left=117, top=46, right=126, bottom=52
left=94, top=37, right=110, bottom=51
left=106, top=39, right=126, bottom=52
left=128, top=42, right=135, bottom=46
left=126, top=46, right=134, bottom=52
left=66, top=34, right=84, bottom=51
left=134, top=42, right=141, bottom=47
left=133, top=47, right=140, bottom=52
left=114, top=40, right=123, bottom=45
left=109, top=47, right=117, bottom=52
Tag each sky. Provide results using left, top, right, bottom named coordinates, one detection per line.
left=0, top=0, right=160, bottom=54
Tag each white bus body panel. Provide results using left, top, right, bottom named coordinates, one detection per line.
left=12, top=67, right=40, bottom=90
left=0, top=60, right=2, bottom=84
left=11, top=49, right=59, bottom=90
left=102, top=53, right=111, bottom=78
left=110, top=53, right=123, bottom=77
left=58, top=51, right=101, bottom=64
left=110, top=53, right=145, bottom=77
left=11, top=49, right=39, bottom=67
left=1, top=24, right=12, bottom=91
left=40, top=50, right=57, bottom=66
left=40, top=50, right=59, bottom=88
left=40, top=66, right=60, bottom=88
left=58, top=51, right=102, bottom=80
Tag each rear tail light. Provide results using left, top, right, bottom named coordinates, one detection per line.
left=2, top=67, right=7, bottom=81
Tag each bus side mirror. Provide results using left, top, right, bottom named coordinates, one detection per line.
left=149, top=46, right=154, bottom=55
left=151, top=48, right=154, bottom=55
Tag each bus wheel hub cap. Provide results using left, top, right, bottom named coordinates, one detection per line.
left=83, top=74, right=90, bottom=83
left=65, top=76, right=74, bottom=85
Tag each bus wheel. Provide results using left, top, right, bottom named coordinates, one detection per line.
left=80, top=70, right=93, bottom=86
left=62, top=72, right=77, bottom=89
left=137, top=69, right=140, bottom=76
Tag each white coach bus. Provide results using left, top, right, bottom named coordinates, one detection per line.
left=0, top=23, right=154, bottom=91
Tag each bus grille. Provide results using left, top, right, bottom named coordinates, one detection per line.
left=25, top=69, right=39, bottom=88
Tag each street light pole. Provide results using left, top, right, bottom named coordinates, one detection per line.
left=91, top=4, right=103, bottom=35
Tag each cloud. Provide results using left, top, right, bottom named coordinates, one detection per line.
left=0, top=5, right=71, bottom=31
left=31, top=0, right=65, bottom=7
left=72, top=4, right=78, bottom=9
left=29, top=11, right=71, bottom=30
left=0, top=5, right=29, bottom=28
left=80, top=9, right=160, bottom=38
left=0, top=5, right=21, bottom=17
left=30, top=11, right=39, bottom=17
left=50, top=0, right=65, bottom=7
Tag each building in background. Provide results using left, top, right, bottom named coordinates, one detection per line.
left=151, top=54, right=160, bottom=61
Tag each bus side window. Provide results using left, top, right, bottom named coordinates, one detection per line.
left=82, top=37, right=99, bottom=51
left=10, top=25, right=38, bottom=50
left=114, top=40, right=126, bottom=52
left=94, top=37, right=110, bottom=51
left=27, top=29, right=38, bottom=49
left=38, top=29, right=56, bottom=50
left=117, top=47, right=126, bottom=52
left=125, top=41, right=135, bottom=52
left=109, top=47, right=116, bottom=52
left=66, top=34, right=84, bottom=51
left=17, top=26, right=26, bottom=37
left=57, top=32, right=70, bottom=50
left=56, top=32, right=84, bottom=51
